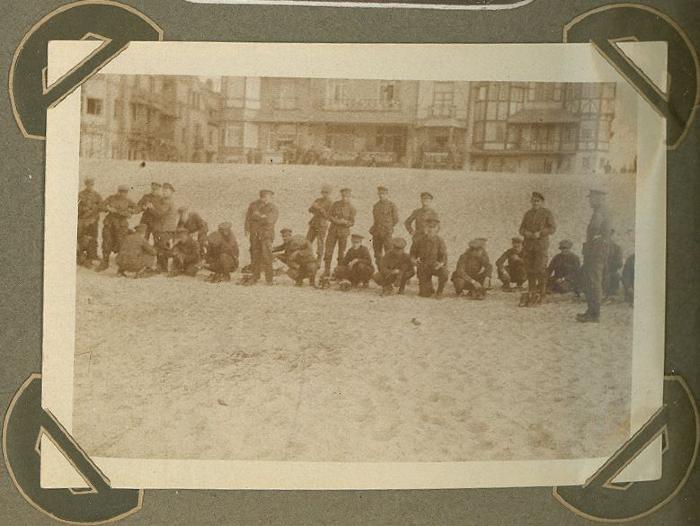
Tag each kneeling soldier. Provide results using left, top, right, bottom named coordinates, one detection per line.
left=170, top=227, right=201, bottom=277
left=205, top=222, right=239, bottom=282
left=452, top=238, right=493, bottom=300
left=177, top=206, right=208, bottom=257
left=373, top=237, right=415, bottom=295
left=286, top=235, right=318, bottom=287
left=336, top=233, right=374, bottom=289
left=495, top=237, right=526, bottom=291
left=410, top=218, right=449, bottom=298
left=272, top=228, right=294, bottom=266
left=116, top=224, right=156, bottom=278
left=546, top=239, right=581, bottom=294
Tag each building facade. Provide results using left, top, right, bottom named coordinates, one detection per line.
left=81, top=75, right=632, bottom=174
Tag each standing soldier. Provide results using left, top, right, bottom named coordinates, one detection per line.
left=518, top=191, right=556, bottom=307
left=323, top=187, right=356, bottom=278
left=96, top=184, right=137, bottom=272
left=370, top=186, right=399, bottom=267
left=149, top=182, right=179, bottom=273
left=452, top=238, right=493, bottom=300
left=410, top=218, right=449, bottom=298
left=373, top=237, right=415, bottom=295
left=177, top=206, right=209, bottom=256
left=137, top=182, right=162, bottom=242
left=546, top=239, right=581, bottom=294
left=116, top=224, right=156, bottom=278
left=306, top=185, right=333, bottom=263
left=404, top=192, right=438, bottom=242
left=336, top=233, right=374, bottom=289
left=577, top=189, right=613, bottom=323
left=244, top=189, right=279, bottom=285
left=495, top=237, right=526, bottom=292
left=77, top=177, right=102, bottom=267
left=170, top=227, right=201, bottom=277
left=205, top=222, right=239, bottom=283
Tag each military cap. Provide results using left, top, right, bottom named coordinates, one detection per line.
left=511, top=236, right=523, bottom=244
left=425, top=217, right=441, bottom=226
left=469, top=238, right=486, bottom=249
left=351, top=233, right=364, bottom=240
left=588, top=188, right=607, bottom=196
left=134, top=224, right=147, bottom=232
left=84, top=177, right=95, bottom=185
left=280, top=228, right=293, bottom=235
left=150, top=182, right=162, bottom=188
left=259, top=189, right=274, bottom=197
left=218, top=222, right=233, bottom=230
left=321, top=184, right=332, bottom=193
left=392, top=237, right=407, bottom=249
left=340, top=188, right=352, bottom=195
left=162, top=182, right=175, bottom=191
left=117, top=184, right=130, bottom=192
left=531, top=191, right=545, bottom=201
left=559, top=239, right=573, bottom=249
left=377, top=186, right=389, bottom=193
left=420, top=192, right=434, bottom=200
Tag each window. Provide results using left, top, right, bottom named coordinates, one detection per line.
left=86, top=98, right=103, bottom=115
left=224, top=124, right=243, bottom=147
left=473, top=122, right=485, bottom=143
left=497, top=102, right=509, bottom=120
left=511, top=86, right=525, bottom=102
left=327, top=80, right=348, bottom=102
left=580, top=121, right=596, bottom=141
left=433, top=82, right=455, bottom=108
left=553, top=84, right=563, bottom=101
left=113, top=100, right=123, bottom=118
left=380, top=82, right=398, bottom=103
left=476, top=85, right=487, bottom=101
left=498, top=84, right=509, bottom=101
left=485, top=122, right=506, bottom=143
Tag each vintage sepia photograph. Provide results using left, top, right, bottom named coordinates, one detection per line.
left=41, top=42, right=666, bottom=489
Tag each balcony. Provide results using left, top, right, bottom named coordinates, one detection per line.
left=417, top=105, right=468, bottom=127
left=321, top=98, right=402, bottom=112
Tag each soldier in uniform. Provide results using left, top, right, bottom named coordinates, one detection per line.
left=244, top=189, right=279, bottom=285
left=518, top=191, right=556, bottom=306
left=177, top=206, right=209, bottom=257
left=603, top=230, right=624, bottom=299
left=205, top=222, right=239, bottom=282
left=77, top=177, right=102, bottom=267
left=370, top=186, right=399, bottom=267
left=306, top=185, right=333, bottom=263
left=272, top=228, right=294, bottom=265
left=546, top=239, right=581, bottom=294
left=116, top=224, right=156, bottom=278
left=149, top=182, right=179, bottom=273
left=336, top=233, right=374, bottom=289
left=452, top=238, right=493, bottom=300
left=96, top=184, right=138, bottom=272
left=372, top=237, right=415, bottom=295
left=285, top=235, right=319, bottom=287
left=410, top=218, right=449, bottom=298
left=170, top=227, right=201, bottom=277
left=495, top=237, right=526, bottom=292
left=578, top=189, right=613, bottom=322
left=404, top=192, right=438, bottom=241
left=137, top=182, right=162, bottom=242
left=323, top=188, right=356, bottom=277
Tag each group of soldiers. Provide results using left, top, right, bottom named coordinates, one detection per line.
left=77, top=179, right=634, bottom=323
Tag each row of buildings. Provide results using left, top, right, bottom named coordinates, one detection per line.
left=80, top=75, right=637, bottom=174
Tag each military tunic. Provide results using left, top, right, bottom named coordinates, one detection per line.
left=206, top=231, right=239, bottom=276
left=116, top=231, right=156, bottom=273
left=336, top=246, right=374, bottom=285
left=137, top=192, right=161, bottom=240
left=410, top=234, right=449, bottom=296
left=373, top=249, right=415, bottom=292
left=518, top=207, right=557, bottom=291
left=306, top=196, right=333, bottom=261
left=100, top=193, right=138, bottom=259
left=583, top=206, right=613, bottom=316
left=324, top=200, right=357, bottom=268
left=172, top=236, right=201, bottom=276
left=178, top=212, right=209, bottom=254
left=370, top=200, right=399, bottom=266
left=245, top=199, right=279, bottom=283
left=404, top=207, right=439, bottom=238
left=495, top=247, right=526, bottom=287
left=452, top=249, right=493, bottom=294
left=77, top=188, right=103, bottom=261
left=547, top=251, right=581, bottom=294
left=151, top=195, right=179, bottom=272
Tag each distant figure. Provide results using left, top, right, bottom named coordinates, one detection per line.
left=244, top=189, right=279, bottom=285
left=577, top=189, right=613, bottom=323
left=622, top=253, right=635, bottom=304
left=373, top=237, right=415, bottom=295
left=96, top=184, right=138, bottom=272
left=336, top=234, right=374, bottom=289
left=205, top=222, right=239, bottom=282
left=546, top=239, right=581, bottom=294
left=306, top=185, right=333, bottom=263
left=149, top=182, right=178, bottom=273
left=170, top=227, right=201, bottom=277
left=177, top=206, right=208, bottom=256
left=77, top=177, right=102, bottom=267
left=452, top=238, right=492, bottom=300
left=404, top=192, right=438, bottom=241
left=323, top=188, right=356, bottom=277
left=116, top=224, right=156, bottom=278
left=137, top=182, right=162, bottom=242
left=603, top=230, right=624, bottom=299
left=518, top=191, right=556, bottom=307
left=495, top=237, right=526, bottom=292
left=370, top=186, right=400, bottom=267
left=285, top=235, right=318, bottom=287
left=410, top=218, right=449, bottom=299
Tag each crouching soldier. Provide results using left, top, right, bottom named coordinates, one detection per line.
left=410, top=218, right=449, bottom=298
left=177, top=206, right=208, bottom=257
left=272, top=228, right=294, bottom=265
left=286, top=235, right=318, bottom=287
left=373, top=237, right=414, bottom=295
left=547, top=239, right=581, bottom=294
left=336, top=233, right=374, bottom=290
left=116, top=224, right=156, bottom=278
left=452, top=238, right=492, bottom=300
left=495, top=237, right=526, bottom=291
left=205, top=222, right=239, bottom=282
left=170, top=227, right=201, bottom=277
